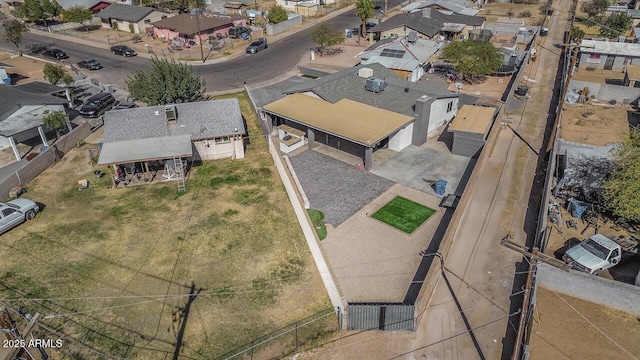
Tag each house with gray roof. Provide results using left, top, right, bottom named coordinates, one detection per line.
left=369, top=8, right=485, bottom=42
left=0, top=85, right=69, bottom=161
left=356, top=32, right=443, bottom=82
left=96, top=3, right=171, bottom=34
left=98, top=99, right=246, bottom=172
left=401, top=0, right=479, bottom=16
left=262, top=63, right=464, bottom=169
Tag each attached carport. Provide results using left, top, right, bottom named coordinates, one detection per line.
left=263, top=93, right=414, bottom=170
left=97, top=134, right=193, bottom=187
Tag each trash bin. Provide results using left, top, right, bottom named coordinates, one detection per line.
left=241, top=32, right=249, bottom=40
left=347, top=31, right=352, bottom=38
left=434, top=179, right=447, bottom=196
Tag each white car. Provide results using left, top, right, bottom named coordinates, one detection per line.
left=0, top=198, right=40, bottom=235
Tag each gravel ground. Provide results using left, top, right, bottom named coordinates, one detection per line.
left=289, top=150, right=394, bottom=226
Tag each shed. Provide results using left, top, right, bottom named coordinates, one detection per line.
left=625, top=64, right=640, bottom=87
left=447, top=104, right=497, bottom=157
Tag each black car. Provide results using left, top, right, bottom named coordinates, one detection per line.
left=228, top=26, right=250, bottom=39
left=77, top=58, right=103, bottom=70
left=42, top=48, right=69, bottom=60
left=79, top=92, right=116, bottom=118
left=246, top=38, right=268, bottom=54
left=110, top=45, right=137, bottom=57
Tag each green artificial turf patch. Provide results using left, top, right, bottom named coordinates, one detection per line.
left=371, top=196, right=435, bottom=234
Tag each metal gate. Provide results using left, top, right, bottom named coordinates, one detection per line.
left=347, top=303, right=415, bottom=331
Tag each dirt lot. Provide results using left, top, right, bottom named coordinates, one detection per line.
left=0, top=92, right=332, bottom=359
left=529, top=286, right=640, bottom=360
left=479, top=3, right=546, bottom=26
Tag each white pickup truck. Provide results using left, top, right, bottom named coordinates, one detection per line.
left=562, top=234, right=639, bottom=275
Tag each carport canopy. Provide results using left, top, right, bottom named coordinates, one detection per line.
left=97, top=134, right=193, bottom=165
left=263, top=93, right=414, bottom=146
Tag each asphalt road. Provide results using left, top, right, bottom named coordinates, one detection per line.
left=1, top=0, right=405, bottom=92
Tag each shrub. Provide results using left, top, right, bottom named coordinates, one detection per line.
left=519, top=10, right=532, bottom=17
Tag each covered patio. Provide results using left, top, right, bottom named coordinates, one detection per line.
left=97, top=134, right=192, bottom=188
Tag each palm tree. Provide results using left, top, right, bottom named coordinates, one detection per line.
left=355, top=0, right=374, bottom=40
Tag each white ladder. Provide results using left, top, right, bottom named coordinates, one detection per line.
left=174, top=156, right=186, bottom=191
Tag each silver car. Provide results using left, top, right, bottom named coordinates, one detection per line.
left=0, top=198, right=40, bottom=235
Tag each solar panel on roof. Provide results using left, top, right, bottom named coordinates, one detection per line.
left=380, top=49, right=406, bottom=58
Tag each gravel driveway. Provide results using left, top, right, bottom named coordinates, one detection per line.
left=289, top=150, right=394, bottom=226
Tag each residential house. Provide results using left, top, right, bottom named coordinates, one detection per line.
left=152, top=13, right=246, bottom=45
left=96, top=3, right=170, bottom=34
left=368, top=8, right=485, bottom=42
left=356, top=32, right=443, bottom=82
left=579, top=39, right=640, bottom=71
left=401, top=0, right=480, bottom=16
left=57, top=0, right=113, bottom=12
left=276, top=0, right=334, bottom=13
left=98, top=99, right=246, bottom=169
left=0, top=85, right=69, bottom=161
left=262, top=63, right=463, bottom=169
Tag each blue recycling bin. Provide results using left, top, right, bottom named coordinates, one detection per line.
left=434, top=179, right=447, bottom=196
left=241, top=32, right=249, bottom=40
left=347, top=31, right=352, bottom=38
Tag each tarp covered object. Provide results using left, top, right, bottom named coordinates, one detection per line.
left=568, top=199, right=591, bottom=219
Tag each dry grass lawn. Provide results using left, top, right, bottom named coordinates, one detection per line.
left=0, top=92, right=332, bottom=359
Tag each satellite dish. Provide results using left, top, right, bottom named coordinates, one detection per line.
left=455, top=82, right=464, bottom=89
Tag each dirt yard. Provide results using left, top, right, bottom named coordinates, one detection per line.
left=479, top=2, right=546, bottom=26
left=0, top=92, right=332, bottom=359
left=559, top=104, right=631, bottom=146
left=528, top=286, right=640, bottom=360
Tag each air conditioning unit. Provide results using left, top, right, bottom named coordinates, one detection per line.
left=365, top=77, right=387, bottom=93
left=165, top=105, right=177, bottom=123
left=358, top=67, right=374, bottom=78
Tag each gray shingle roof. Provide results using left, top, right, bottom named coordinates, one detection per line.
left=0, top=85, right=68, bottom=119
left=370, top=8, right=485, bottom=37
left=285, top=63, right=458, bottom=117
left=103, top=99, right=245, bottom=143
left=96, top=3, right=156, bottom=23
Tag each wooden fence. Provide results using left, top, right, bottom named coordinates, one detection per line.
left=0, top=122, right=91, bottom=200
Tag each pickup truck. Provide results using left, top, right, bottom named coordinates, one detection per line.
left=563, top=233, right=639, bottom=275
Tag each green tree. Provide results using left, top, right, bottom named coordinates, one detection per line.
left=310, top=23, right=345, bottom=51
left=41, top=0, right=63, bottom=26
left=355, top=0, right=374, bottom=39
left=62, top=6, right=93, bottom=31
left=125, top=57, right=206, bottom=105
left=42, top=110, right=69, bottom=138
left=268, top=5, right=288, bottom=24
left=43, top=63, right=68, bottom=85
left=570, top=26, right=586, bottom=42
left=17, top=0, right=45, bottom=22
left=602, top=129, right=640, bottom=221
left=599, top=12, right=632, bottom=38
left=439, top=40, right=502, bottom=83
left=581, top=0, right=609, bottom=18
left=1, top=20, right=27, bottom=56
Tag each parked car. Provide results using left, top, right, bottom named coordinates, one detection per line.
left=246, top=38, right=268, bottom=54
left=79, top=92, right=116, bottom=118
left=0, top=198, right=40, bottom=235
left=42, top=48, right=69, bottom=60
left=228, top=26, right=250, bottom=39
left=77, top=58, right=103, bottom=70
left=113, top=101, right=138, bottom=110
left=110, top=45, right=137, bottom=57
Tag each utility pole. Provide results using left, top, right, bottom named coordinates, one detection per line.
left=3, top=312, right=42, bottom=360
left=194, top=8, right=205, bottom=63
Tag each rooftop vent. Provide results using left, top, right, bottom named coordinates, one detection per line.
left=165, top=105, right=177, bottom=124
left=406, top=31, right=418, bottom=42
left=365, top=77, right=387, bottom=93
left=358, top=67, right=374, bottom=78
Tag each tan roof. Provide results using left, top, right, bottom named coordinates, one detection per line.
left=448, top=105, right=496, bottom=134
left=626, top=64, right=640, bottom=80
left=264, top=93, right=414, bottom=146
left=559, top=104, right=630, bottom=146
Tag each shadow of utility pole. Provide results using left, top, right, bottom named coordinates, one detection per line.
left=172, top=282, right=203, bottom=360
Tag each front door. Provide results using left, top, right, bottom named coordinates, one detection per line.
left=604, top=56, right=615, bottom=70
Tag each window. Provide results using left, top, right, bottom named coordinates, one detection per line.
left=215, top=136, right=230, bottom=144
left=144, top=19, right=151, bottom=24
left=586, top=53, right=601, bottom=63
left=447, top=101, right=453, bottom=112
left=1, top=208, right=16, bottom=217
